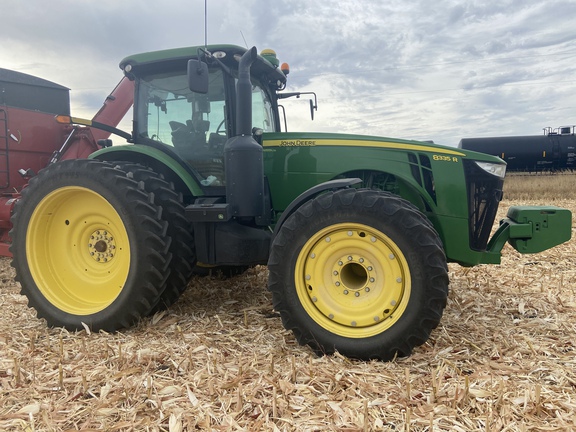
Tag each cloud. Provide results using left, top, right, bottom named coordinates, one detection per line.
left=1, top=0, right=574, bottom=145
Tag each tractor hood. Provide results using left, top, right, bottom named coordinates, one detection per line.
left=261, top=131, right=507, bottom=165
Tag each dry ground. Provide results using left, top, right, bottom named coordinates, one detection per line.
left=1, top=197, right=575, bottom=431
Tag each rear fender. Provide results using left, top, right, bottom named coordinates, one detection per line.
left=90, top=145, right=203, bottom=196
left=272, top=178, right=362, bottom=238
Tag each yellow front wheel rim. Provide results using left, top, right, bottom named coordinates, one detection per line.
left=26, top=186, right=130, bottom=315
left=295, top=223, right=411, bottom=338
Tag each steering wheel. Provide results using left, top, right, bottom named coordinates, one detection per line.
left=215, top=119, right=226, bottom=136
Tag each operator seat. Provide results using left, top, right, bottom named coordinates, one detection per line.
left=170, top=117, right=209, bottom=160
left=191, top=112, right=209, bottom=137
left=169, top=121, right=195, bottom=160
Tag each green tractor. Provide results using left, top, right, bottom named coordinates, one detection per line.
left=10, top=45, right=572, bottom=361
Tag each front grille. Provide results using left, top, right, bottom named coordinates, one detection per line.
left=463, top=160, right=504, bottom=251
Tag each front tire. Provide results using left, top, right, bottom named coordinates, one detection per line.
left=268, top=188, right=449, bottom=361
left=10, top=159, right=172, bottom=331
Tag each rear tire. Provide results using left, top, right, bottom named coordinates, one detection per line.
left=111, top=162, right=196, bottom=311
left=268, top=188, right=449, bottom=361
left=10, top=159, right=172, bottom=331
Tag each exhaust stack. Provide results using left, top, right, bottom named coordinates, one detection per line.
left=224, top=46, right=264, bottom=219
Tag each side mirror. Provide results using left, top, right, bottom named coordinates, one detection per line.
left=309, top=99, right=318, bottom=121
left=187, top=59, right=209, bottom=94
left=309, top=99, right=315, bottom=121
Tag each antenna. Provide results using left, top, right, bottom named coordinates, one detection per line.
left=240, top=31, right=249, bottom=48
left=204, top=0, right=208, bottom=47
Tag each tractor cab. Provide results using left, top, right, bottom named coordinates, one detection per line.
left=120, top=45, right=287, bottom=186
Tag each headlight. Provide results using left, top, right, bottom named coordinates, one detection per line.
left=474, top=161, right=506, bottom=178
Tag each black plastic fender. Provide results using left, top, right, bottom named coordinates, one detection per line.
left=272, top=178, right=362, bottom=239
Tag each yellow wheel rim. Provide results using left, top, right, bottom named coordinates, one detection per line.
left=295, top=223, right=411, bottom=338
left=26, top=186, right=130, bottom=315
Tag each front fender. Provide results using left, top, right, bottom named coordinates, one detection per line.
left=272, top=178, right=362, bottom=238
left=90, top=145, right=203, bottom=196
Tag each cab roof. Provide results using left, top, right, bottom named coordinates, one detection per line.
left=119, top=44, right=287, bottom=87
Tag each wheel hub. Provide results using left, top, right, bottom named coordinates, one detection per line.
left=88, top=229, right=116, bottom=263
left=332, top=254, right=375, bottom=297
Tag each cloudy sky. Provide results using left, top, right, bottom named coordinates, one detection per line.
left=2, top=0, right=575, bottom=146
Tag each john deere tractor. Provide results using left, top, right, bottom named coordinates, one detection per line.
left=10, top=45, right=571, bottom=360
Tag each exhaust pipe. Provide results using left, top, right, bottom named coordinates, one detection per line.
left=224, top=46, right=265, bottom=219
left=235, top=47, right=256, bottom=136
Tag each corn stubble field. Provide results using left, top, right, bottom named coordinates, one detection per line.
left=1, top=175, right=575, bottom=431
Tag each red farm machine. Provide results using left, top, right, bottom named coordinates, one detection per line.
left=0, top=68, right=133, bottom=255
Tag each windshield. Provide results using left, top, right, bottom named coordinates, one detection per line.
left=135, top=66, right=276, bottom=184
left=252, top=84, right=274, bottom=132
left=137, top=68, right=227, bottom=147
